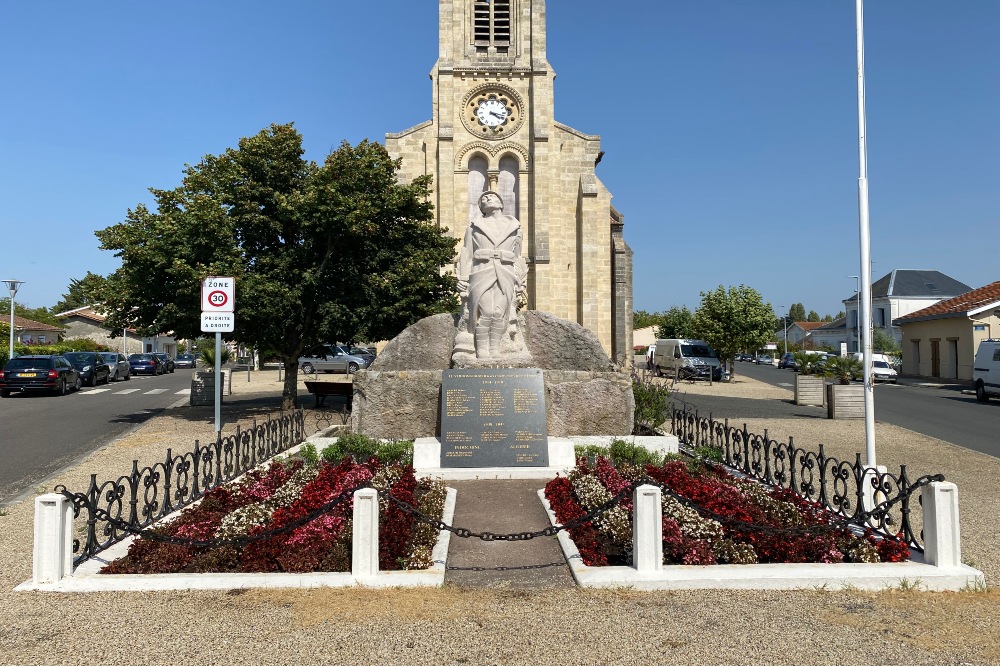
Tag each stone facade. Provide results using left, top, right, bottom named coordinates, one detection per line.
left=385, top=0, right=632, bottom=359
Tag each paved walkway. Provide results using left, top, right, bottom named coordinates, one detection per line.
left=443, top=479, right=576, bottom=588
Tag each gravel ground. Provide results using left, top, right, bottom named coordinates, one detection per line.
left=1, top=371, right=998, bottom=665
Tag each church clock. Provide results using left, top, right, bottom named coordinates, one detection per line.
left=461, top=85, right=524, bottom=138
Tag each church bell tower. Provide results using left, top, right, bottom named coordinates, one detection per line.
left=386, top=0, right=633, bottom=362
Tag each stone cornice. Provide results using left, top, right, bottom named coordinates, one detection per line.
left=385, top=119, right=434, bottom=140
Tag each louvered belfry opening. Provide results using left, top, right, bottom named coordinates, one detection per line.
left=474, top=0, right=511, bottom=53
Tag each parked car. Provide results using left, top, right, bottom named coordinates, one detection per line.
left=756, top=354, right=774, bottom=365
left=346, top=346, right=377, bottom=366
left=777, top=352, right=796, bottom=369
left=174, top=353, right=197, bottom=369
left=298, top=344, right=373, bottom=374
left=62, top=351, right=112, bottom=386
left=0, top=355, right=82, bottom=396
left=151, top=352, right=175, bottom=373
left=99, top=352, right=131, bottom=382
left=128, top=353, right=163, bottom=375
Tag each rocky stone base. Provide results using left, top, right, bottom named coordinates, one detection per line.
left=351, top=369, right=633, bottom=440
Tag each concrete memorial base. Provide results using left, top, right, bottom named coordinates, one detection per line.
left=413, top=434, right=679, bottom=480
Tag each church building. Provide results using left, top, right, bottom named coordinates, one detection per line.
left=385, top=0, right=633, bottom=363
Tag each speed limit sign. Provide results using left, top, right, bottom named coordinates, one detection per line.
left=201, top=276, right=235, bottom=312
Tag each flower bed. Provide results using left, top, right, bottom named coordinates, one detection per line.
left=544, top=452, right=911, bottom=567
left=101, top=438, right=446, bottom=574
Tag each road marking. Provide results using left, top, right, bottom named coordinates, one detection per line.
left=114, top=388, right=142, bottom=394
left=778, top=382, right=793, bottom=387
left=81, top=387, right=114, bottom=394
left=144, top=388, right=169, bottom=395
left=175, top=389, right=191, bottom=395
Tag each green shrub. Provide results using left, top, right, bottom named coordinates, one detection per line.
left=824, top=356, right=862, bottom=385
left=320, top=434, right=413, bottom=466
left=200, top=346, right=232, bottom=366
left=632, top=374, right=671, bottom=435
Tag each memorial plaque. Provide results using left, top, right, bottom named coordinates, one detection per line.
left=440, top=368, right=548, bottom=467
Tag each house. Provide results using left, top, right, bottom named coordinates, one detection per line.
left=54, top=306, right=171, bottom=355
left=843, top=270, right=972, bottom=352
left=775, top=321, right=827, bottom=349
left=894, top=281, right=1000, bottom=381
left=809, top=316, right=849, bottom=352
left=632, top=325, right=658, bottom=351
left=8, top=316, right=64, bottom=346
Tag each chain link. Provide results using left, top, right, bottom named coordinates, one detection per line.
left=64, top=470, right=944, bottom=552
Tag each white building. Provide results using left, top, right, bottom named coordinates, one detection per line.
left=843, top=270, right=972, bottom=353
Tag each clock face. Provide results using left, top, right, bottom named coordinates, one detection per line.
left=476, top=99, right=509, bottom=128
left=462, top=86, right=523, bottom=138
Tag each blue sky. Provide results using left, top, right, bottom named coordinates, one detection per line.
left=2, top=1, right=997, bottom=320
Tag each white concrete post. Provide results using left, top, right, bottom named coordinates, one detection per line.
left=921, top=481, right=962, bottom=568
left=862, top=465, right=888, bottom=520
left=351, top=488, right=379, bottom=578
left=33, top=493, right=74, bottom=584
left=633, top=484, right=662, bottom=573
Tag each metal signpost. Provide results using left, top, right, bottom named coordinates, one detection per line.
left=200, top=276, right=235, bottom=434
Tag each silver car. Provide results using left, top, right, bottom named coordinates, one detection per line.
left=299, top=345, right=372, bottom=375
left=100, top=352, right=132, bottom=382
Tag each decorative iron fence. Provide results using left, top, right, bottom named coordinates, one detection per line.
left=56, top=410, right=306, bottom=565
left=669, top=406, right=944, bottom=552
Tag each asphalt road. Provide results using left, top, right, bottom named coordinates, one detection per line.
left=681, top=360, right=1000, bottom=459
left=0, top=369, right=194, bottom=504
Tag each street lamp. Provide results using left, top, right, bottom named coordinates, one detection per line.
left=847, top=275, right=860, bottom=353
left=2, top=279, right=25, bottom=362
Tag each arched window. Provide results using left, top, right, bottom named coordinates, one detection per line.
left=467, top=155, right=488, bottom=223
left=497, top=154, right=519, bottom=219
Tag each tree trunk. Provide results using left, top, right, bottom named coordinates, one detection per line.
left=282, top=357, right=299, bottom=411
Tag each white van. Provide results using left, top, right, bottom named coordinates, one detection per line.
left=973, top=339, right=1000, bottom=402
left=651, top=338, right=722, bottom=381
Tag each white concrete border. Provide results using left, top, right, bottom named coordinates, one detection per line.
left=537, top=485, right=985, bottom=592
left=16, top=487, right=455, bottom=592
left=16, top=430, right=457, bottom=592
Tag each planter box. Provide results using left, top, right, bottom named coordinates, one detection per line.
left=190, top=369, right=232, bottom=406
left=794, top=375, right=826, bottom=407
left=827, top=382, right=864, bottom=419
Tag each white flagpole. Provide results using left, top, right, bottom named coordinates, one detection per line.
left=856, top=0, right=876, bottom=469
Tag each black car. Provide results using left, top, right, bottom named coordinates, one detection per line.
left=151, top=353, right=175, bottom=373
left=128, top=353, right=163, bottom=375
left=62, top=351, right=112, bottom=386
left=0, top=355, right=82, bottom=396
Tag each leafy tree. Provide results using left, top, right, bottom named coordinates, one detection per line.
left=807, top=310, right=820, bottom=322
left=835, top=311, right=846, bottom=320
left=52, top=272, right=109, bottom=314
left=691, top=285, right=774, bottom=379
left=821, top=313, right=835, bottom=322
left=633, top=310, right=663, bottom=329
left=654, top=306, right=694, bottom=339
left=95, top=124, right=459, bottom=409
left=872, top=327, right=901, bottom=356
left=0, top=298, right=61, bottom=327
left=788, top=303, right=807, bottom=322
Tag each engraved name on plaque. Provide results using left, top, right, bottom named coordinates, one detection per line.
left=439, top=368, right=548, bottom=467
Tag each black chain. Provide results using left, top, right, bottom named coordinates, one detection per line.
left=66, top=470, right=943, bottom=552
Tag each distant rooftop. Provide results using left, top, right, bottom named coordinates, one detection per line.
left=844, top=270, right=972, bottom=302
left=896, top=281, right=1000, bottom=324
